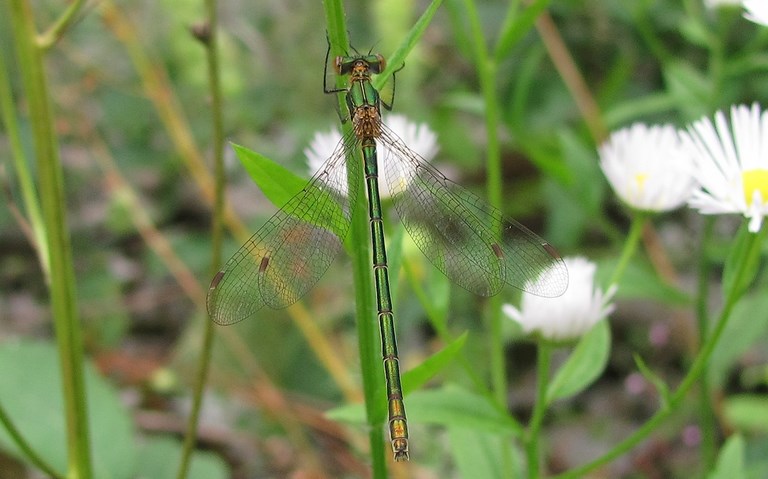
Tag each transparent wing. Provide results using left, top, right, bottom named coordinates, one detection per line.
left=207, top=131, right=359, bottom=325
left=379, top=123, right=568, bottom=297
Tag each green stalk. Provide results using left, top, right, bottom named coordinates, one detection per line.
left=526, top=342, right=552, bottom=479
left=0, top=33, right=49, bottom=278
left=8, top=1, right=92, bottom=478
left=461, top=0, right=512, bottom=474
left=323, top=1, right=388, bottom=475
left=37, top=0, right=86, bottom=50
left=554, top=228, right=766, bottom=479
left=461, top=0, right=505, bottom=412
left=608, top=212, right=646, bottom=287
left=696, top=218, right=716, bottom=471
left=176, top=1, right=223, bottom=478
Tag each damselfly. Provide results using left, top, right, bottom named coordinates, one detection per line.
left=207, top=44, right=569, bottom=462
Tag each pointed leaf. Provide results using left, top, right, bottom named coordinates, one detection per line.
left=402, top=332, right=468, bottom=393
left=406, top=384, right=522, bottom=435
left=547, top=319, right=610, bottom=403
left=708, top=290, right=768, bottom=388
left=449, top=428, right=510, bottom=479
left=231, top=143, right=306, bottom=208
left=370, top=333, right=469, bottom=424
left=0, top=340, right=136, bottom=479
left=723, top=395, right=768, bottom=433
left=707, top=434, right=745, bottom=479
left=722, top=224, right=763, bottom=303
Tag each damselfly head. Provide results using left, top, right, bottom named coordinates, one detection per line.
left=334, top=54, right=386, bottom=76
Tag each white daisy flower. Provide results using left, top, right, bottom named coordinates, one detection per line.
left=744, top=0, right=768, bottom=26
left=304, top=114, right=439, bottom=199
left=503, top=257, right=616, bottom=342
left=599, top=123, right=697, bottom=212
left=681, top=103, right=768, bottom=232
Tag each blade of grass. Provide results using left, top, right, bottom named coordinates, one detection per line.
left=372, top=0, right=444, bottom=90
left=0, top=29, right=49, bottom=279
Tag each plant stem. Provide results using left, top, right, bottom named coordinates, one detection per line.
left=176, top=2, right=224, bottom=478
left=9, top=1, right=92, bottom=477
left=0, top=35, right=49, bottom=278
left=608, top=212, right=646, bottom=287
left=461, top=0, right=514, bottom=474
left=323, top=1, right=388, bottom=475
left=696, top=217, right=716, bottom=471
left=37, top=0, right=86, bottom=49
left=535, top=11, right=607, bottom=144
left=461, top=0, right=506, bottom=412
left=554, top=229, right=765, bottom=479
left=527, top=342, right=552, bottom=479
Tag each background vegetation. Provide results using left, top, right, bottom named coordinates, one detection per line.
left=2, top=0, right=768, bottom=478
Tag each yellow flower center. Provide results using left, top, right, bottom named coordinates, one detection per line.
left=742, top=169, right=768, bottom=206
left=633, top=173, right=648, bottom=193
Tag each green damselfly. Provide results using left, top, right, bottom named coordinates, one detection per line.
left=207, top=45, right=569, bottom=462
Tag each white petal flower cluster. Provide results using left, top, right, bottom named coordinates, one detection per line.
left=681, top=103, right=768, bottom=233
left=304, top=114, right=438, bottom=199
left=599, top=123, right=697, bottom=212
left=503, top=257, right=616, bottom=342
left=600, top=103, right=768, bottom=233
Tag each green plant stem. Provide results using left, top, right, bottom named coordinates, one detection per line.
left=37, top=0, right=86, bottom=49
left=175, top=2, right=223, bottom=478
left=0, top=36, right=49, bottom=278
left=494, top=0, right=552, bottom=62
left=608, top=212, right=647, bottom=287
left=554, top=229, right=764, bottom=479
left=461, top=0, right=505, bottom=411
left=461, top=0, right=514, bottom=474
left=527, top=342, right=552, bottom=479
left=9, top=1, right=92, bottom=478
left=323, top=1, right=388, bottom=475
left=0, top=402, right=62, bottom=478
left=696, top=217, right=716, bottom=471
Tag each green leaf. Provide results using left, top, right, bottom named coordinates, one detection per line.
left=708, top=434, right=746, bottom=479
left=722, top=224, right=764, bottom=303
left=231, top=142, right=349, bottom=238
left=709, top=290, right=768, bottom=388
left=231, top=143, right=306, bottom=208
left=448, top=428, right=511, bottom=479
left=372, top=0, right=444, bottom=90
left=723, top=395, right=768, bottom=433
left=663, top=62, right=711, bottom=119
left=597, top=257, right=691, bottom=305
left=0, top=340, right=136, bottom=478
left=326, top=378, right=521, bottom=436
left=325, top=402, right=366, bottom=425
left=406, top=384, right=523, bottom=436
left=402, top=332, right=468, bottom=394
left=547, top=320, right=611, bottom=403
left=135, top=436, right=228, bottom=479
left=371, top=333, right=469, bottom=424
left=327, top=332, right=471, bottom=426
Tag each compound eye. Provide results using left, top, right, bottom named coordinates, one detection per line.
left=335, top=56, right=356, bottom=75
left=372, top=54, right=386, bottom=74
